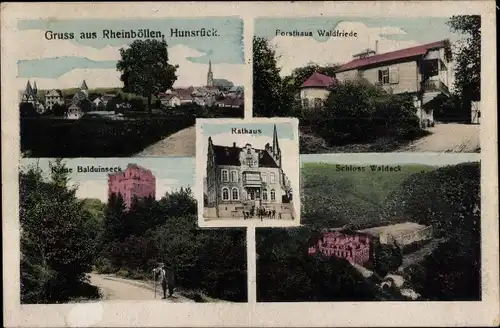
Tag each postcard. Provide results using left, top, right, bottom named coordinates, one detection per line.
left=253, top=16, right=482, bottom=154
left=2, top=2, right=498, bottom=328
left=16, top=16, right=245, bottom=158
left=196, top=118, right=300, bottom=228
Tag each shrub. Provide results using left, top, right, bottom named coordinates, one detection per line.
left=304, top=79, right=423, bottom=145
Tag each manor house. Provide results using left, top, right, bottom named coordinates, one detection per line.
left=205, top=125, right=292, bottom=218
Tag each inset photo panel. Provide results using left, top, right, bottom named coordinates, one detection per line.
left=253, top=16, right=481, bottom=154
left=196, top=118, right=300, bottom=228
left=19, top=157, right=248, bottom=304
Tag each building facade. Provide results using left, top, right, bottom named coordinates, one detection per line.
left=108, top=164, right=156, bottom=209
left=45, top=89, right=64, bottom=110
left=205, top=125, right=292, bottom=218
left=335, top=40, right=453, bottom=128
left=308, top=231, right=372, bottom=265
left=21, top=80, right=45, bottom=114
left=299, top=72, right=338, bottom=109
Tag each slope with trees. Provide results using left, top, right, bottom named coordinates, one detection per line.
left=20, top=159, right=101, bottom=303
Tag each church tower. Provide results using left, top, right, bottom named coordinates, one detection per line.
left=80, top=80, right=89, bottom=96
left=207, top=60, right=214, bottom=87
left=272, top=124, right=282, bottom=168
left=32, top=81, right=38, bottom=98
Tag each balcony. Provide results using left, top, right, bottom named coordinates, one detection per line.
left=422, top=79, right=449, bottom=94
left=242, top=172, right=262, bottom=187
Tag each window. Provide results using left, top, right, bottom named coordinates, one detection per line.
left=262, top=189, right=268, bottom=200
left=378, top=68, right=389, bottom=84
left=231, top=188, right=239, bottom=200
left=271, top=189, right=276, bottom=201
left=222, top=187, right=229, bottom=201
left=231, top=170, right=238, bottom=182
left=389, top=67, right=399, bottom=84
left=314, top=98, right=323, bottom=108
left=261, top=173, right=267, bottom=183
left=302, top=98, right=309, bottom=108
left=270, top=172, right=276, bottom=183
left=221, top=169, right=229, bottom=182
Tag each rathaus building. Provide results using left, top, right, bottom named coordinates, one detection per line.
left=205, top=125, right=293, bottom=219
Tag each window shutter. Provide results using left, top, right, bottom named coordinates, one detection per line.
left=389, top=67, right=399, bottom=84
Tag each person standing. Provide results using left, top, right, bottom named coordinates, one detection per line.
left=165, top=263, right=176, bottom=297
left=153, top=263, right=167, bottom=299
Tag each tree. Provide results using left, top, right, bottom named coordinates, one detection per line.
left=116, top=39, right=178, bottom=114
left=20, top=159, right=99, bottom=303
left=447, top=16, right=481, bottom=101
left=52, top=103, right=68, bottom=117
left=20, top=102, right=38, bottom=117
left=253, top=37, right=290, bottom=117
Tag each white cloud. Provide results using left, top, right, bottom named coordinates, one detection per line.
left=17, top=68, right=122, bottom=90
left=271, top=21, right=421, bottom=76
left=17, top=30, right=124, bottom=61
left=16, top=30, right=244, bottom=90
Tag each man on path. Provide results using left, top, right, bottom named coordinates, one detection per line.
left=153, top=262, right=168, bottom=299
left=165, top=263, right=176, bottom=297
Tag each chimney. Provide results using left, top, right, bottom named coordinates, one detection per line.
left=375, top=40, right=379, bottom=54
left=233, top=142, right=236, bottom=147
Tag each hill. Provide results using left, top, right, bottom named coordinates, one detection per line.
left=301, top=162, right=436, bottom=229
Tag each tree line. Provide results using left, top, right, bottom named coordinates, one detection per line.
left=20, top=159, right=247, bottom=303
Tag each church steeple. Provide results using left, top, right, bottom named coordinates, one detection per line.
left=207, top=59, right=214, bottom=87
left=33, top=81, right=38, bottom=95
left=272, top=124, right=282, bottom=167
left=80, top=80, right=88, bottom=91
left=25, top=80, right=33, bottom=95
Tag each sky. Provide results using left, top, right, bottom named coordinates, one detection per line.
left=16, top=17, right=244, bottom=90
left=199, top=120, right=300, bottom=192
left=255, top=16, right=463, bottom=78
left=20, top=157, right=195, bottom=203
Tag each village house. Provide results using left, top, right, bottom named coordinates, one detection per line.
left=216, top=97, right=244, bottom=109
left=205, top=125, right=293, bottom=219
left=299, top=72, right=339, bottom=109
left=334, top=40, right=453, bottom=128
left=65, top=80, right=90, bottom=119
left=160, top=94, right=181, bottom=107
left=20, top=80, right=45, bottom=114
left=44, top=89, right=64, bottom=110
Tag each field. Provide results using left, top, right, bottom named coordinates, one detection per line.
left=301, top=162, right=436, bottom=229
left=21, top=116, right=194, bottom=157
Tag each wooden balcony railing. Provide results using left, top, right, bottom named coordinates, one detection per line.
left=422, top=79, right=449, bottom=94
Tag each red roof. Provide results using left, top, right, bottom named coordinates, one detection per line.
left=300, top=72, right=338, bottom=89
left=336, top=40, right=447, bottom=72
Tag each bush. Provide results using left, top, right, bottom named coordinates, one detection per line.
left=116, top=268, right=129, bottom=278
left=303, top=79, right=423, bottom=145
left=299, top=132, right=332, bottom=154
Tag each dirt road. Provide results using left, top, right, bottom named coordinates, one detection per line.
left=399, top=123, right=480, bottom=152
left=136, top=126, right=196, bottom=157
left=88, top=273, right=193, bottom=302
